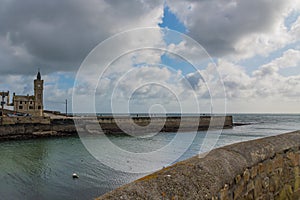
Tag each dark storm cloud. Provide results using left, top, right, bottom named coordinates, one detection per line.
left=0, top=0, right=163, bottom=75
left=167, top=0, right=290, bottom=56
left=0, top=0, right=293, bottom=76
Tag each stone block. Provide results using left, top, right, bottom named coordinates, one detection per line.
left=250, top=166, right=258, bottom=179
left=246, top=180, right=254, bottom=193
left=294, top=166, right=299, bottom=177
left=243, top=190, right=254, bottom=200
left=274, top=167, right=283, bottom=176
left=268, top=193, right=275, bottom=200
left=219, top=184, right=231, bottom=200
left=287, top=151, right=300, bottom=167
left=295, top=176, right=300, bottom=192
left=273, top=154, right=284, bottom=169
left=243, top=169, right=250, bottom=183
left=265, top=160, right=274, bottom=175
left=233, top=180, right=244, bottom=200
left=262, top=176, right=270, bottom=190
left=278, top=184, right=293, bottom=200
left=254, top=176, right=263, bottom=199
left=235, top=175, right=241, bottom=184
left=292, top=189, right=300, bottom=200
left=269, top=176, right=280, bottom=193
left=260, top=194, right=271, bottom=199
left=258, top=163, right=265, bottom=174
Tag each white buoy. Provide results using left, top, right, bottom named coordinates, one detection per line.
left=72, top=173, right=79, bottom=179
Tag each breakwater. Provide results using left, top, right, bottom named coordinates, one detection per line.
left=97, top=130, right=300, bottom=200
left=0, top=119, right=76, bottom=140
left=0, top=115, right=233, bottom=140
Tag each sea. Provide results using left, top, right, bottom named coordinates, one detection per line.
left=0, top=114, right=299, bottom=200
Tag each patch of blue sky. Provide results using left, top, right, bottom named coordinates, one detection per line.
left=160, top=28, right=184, bottom=46
left=284, top=10, right=300, bottom=31
left=159, top=6, right=186, bottom=34
left=159, top=5, right=206, bottom=75
left=59, top=73, right=75, bottom=89
left=159, top=6, right=187, bottom=46
left=46, top=72, right=74, bottom=89
left=237, top=41, right=300, bottom=75
left=0, top=84, right=11, bottom=91
left=161, top=53, right=217, bottom=75
left=161, top=53, right=194, bottom=74
left=132, top=62, right=147, bottom=68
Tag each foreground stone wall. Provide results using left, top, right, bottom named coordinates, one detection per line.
left=98, top=131, right=300, bottom=200
left=218, top=140, right=300, bottom=199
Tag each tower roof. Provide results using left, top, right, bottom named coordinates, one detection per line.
left=37, top=70, right=41, bottom=80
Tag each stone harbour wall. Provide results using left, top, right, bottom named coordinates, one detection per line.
left=98, top=131, right=300, bottom=200
left=0, top=116, right=233, bottom=140
left=97, top=115, right=233, bottom=134
left=0, top=118, right=77, bottom=140
left=218, top=145, right=300, bottom=200
left=1, top=116, right=51, bottom=125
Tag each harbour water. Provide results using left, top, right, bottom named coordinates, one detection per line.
left=0, top=114, right=299, bottom=200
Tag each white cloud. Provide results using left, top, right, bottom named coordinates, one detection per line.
left=264, top=49, right=300, bottom=69
left=216, top=49, right=300, bottom=112
left=166, top=0, right=300, bottom=61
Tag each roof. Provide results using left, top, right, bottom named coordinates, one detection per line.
left=14, top=95, right=35, bottom=101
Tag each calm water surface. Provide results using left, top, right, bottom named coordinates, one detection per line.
left=0, top=114, right=299, bottom=200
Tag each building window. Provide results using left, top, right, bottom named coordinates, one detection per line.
left=30, top=101, right=33, bottom=104
left=25, top=101, right=27, bottom=104
left=29, top=106, right=34, bottom=109
left=19, top=106, right=23, bottom=110
left=38, top=106, right=41, bottom=109
left=20, top=101, right=23, bottom=104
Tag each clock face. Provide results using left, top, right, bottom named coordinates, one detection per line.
left=37, top=84, right=41, bottom=88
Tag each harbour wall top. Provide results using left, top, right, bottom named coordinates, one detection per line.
left=98, top=130, right=300, bottom=200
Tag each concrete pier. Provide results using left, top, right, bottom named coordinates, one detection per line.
left=0, top=115, right=233, bottom=140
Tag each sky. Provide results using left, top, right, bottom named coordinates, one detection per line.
left=0, top=0, right=300, bottom=114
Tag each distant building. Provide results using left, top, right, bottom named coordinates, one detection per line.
left=12, top=71, right=44, bottom=116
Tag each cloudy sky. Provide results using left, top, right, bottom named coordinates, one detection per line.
left=1, top=0, right=300, bottom=113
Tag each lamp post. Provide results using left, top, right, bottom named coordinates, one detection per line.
left=1, top=92, right=6, bottom=125
left=65, top=99, right=68, bottom=117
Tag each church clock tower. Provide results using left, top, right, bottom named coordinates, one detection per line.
left=34, top=70, right=44, bottom=116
